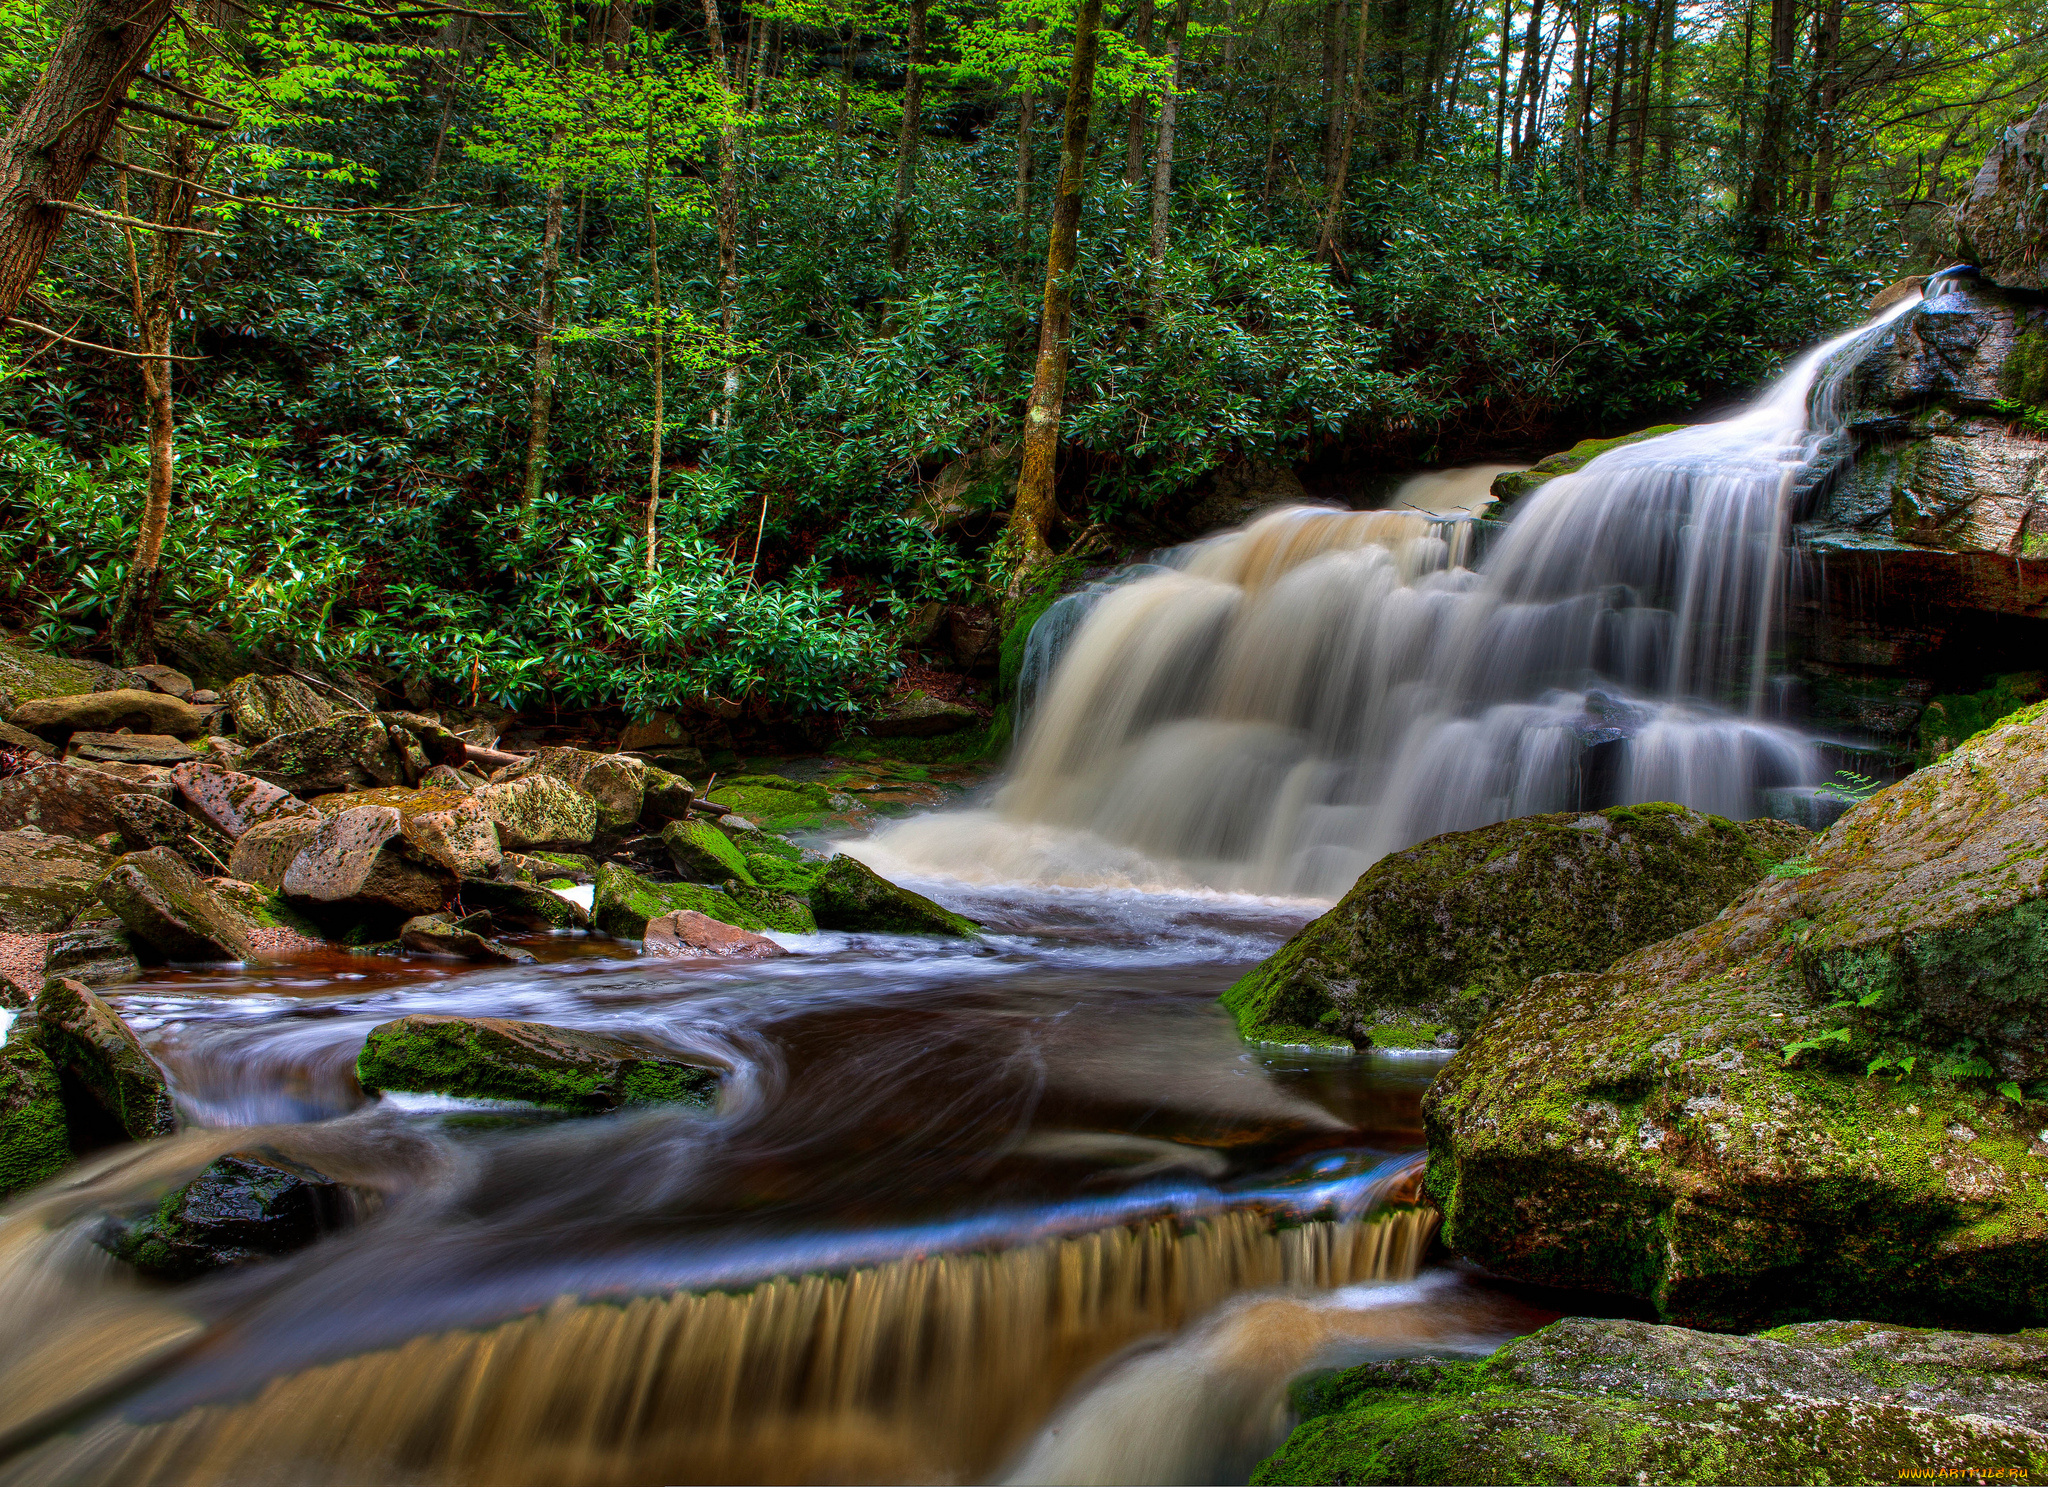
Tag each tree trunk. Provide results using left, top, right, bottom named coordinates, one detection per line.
left=425, top=17, right=472, bottom=188
left=1809, top=0, right=1841, bottom=235
left=1015, top=86, right=1038, bottom=245
left=701, top=0, right=741, bottom=427
left=1744, top=0, right=1796, bottom=243
left=1322, top=0, right=1348, bottom=179
left=887, top=0, right=930, bottom=271
left=1124, top=0, right=1155, bottom=187
left=1149, top=0, right=1190, bottom=300
left=1569, top=0, right=1590, bottom=201
left=521, top=149, right=566, bottom=509
left=1493, top=0, right=1514, bottom=184
left=1509, top=0, right=1542, bottom=165
left=0, top=0, right=177, bottom=325
left=1627, top=0, right=1654, bottom=202
left=1005, top=0, right=1104, bottom=588
left=644, top=119, right=665, bottom=576
left=1317, top=0, right=1371, bottom=263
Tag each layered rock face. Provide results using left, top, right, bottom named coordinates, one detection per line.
left=1958, top=101, right=2048, bottom=292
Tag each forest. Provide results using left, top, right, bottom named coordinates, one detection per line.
left=0, top=0, right=2039, bottom=733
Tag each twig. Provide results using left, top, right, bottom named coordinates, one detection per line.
left=134, top=70, right=232, bottom=109
left=99, top=158, right=457, bottom=216
left=117, top=95, right=232, bottom=130
left=4, top=316, right=207, bottom=360
left=45, top=198, right=223, bottom=237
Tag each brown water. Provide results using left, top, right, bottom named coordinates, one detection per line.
left=0, top=881, right=1556, bottom=1485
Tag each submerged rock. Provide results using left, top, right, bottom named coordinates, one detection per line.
left=644, top=911, right=787, bottom=959
left=356, top=1013, right=719, bottom=1110
left=99, top=1148, right=356, bottom=1278
left=1224, top=804, right=1807, bottom=1048
left=398, top=913, right=534, bottom=964
left=19, top=977, right=177, bottom=1142
left=661, top=817, right=755, bottom=884
left=0, top=829, right=114, bottom=932
left=98, top=848, right=256, bottom=963
left=1425, top=705, right=2048, bottom=1329
left=591, top=862, right=768, bottom=938
left=809, top=855, right=980, bottom=938
left=1259, top=1317, right=2048, bottom=1486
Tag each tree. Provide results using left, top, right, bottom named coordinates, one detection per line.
left=887, top=0, right=931, bottom=269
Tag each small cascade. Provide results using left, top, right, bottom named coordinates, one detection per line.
left=870, top=302, right=1916, bottom=897
left=1, top=1206, right=1437, bottom=1487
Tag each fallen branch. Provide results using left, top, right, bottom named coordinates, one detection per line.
left=45, top=198, right=223, bottom=237
left=5, top=316, right=208, bottom=360
left=462, top=742, right=523, bottom=770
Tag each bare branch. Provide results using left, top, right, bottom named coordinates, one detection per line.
left=99, top=158, right=460, bottom=215
left=135, top=69, right=232, bottom=109
left=118, top=95, right=232, bottom=130
left=5, top=316, right=207, bottom=360
left=42, top=197, right=225, bottom=236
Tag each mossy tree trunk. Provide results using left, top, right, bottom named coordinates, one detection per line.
left=521, top=137, right=567, bottom=511
left=886, top=0, right=929, bottom=272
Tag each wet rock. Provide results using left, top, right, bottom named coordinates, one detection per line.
left=170, top=762, right=313, bottom=839
left=705, top=775, right=841, bottom=832
left=638, top=765, right=695, bottom=824
left=126, top=664, right=194, bottom=700
left=19, top=977, right=177, bottom=1141
left=476, top=772, right=599, bottom=849
left=1486, top=425, right=1687, bottom=516
left=489, top=749, right=644, bottom=832
left=0, top=1043, right=71, bottom=1197
left=281, top=806, right=451, bottom=924
left=9, top=689, right=207, bottom=742
left=98, top=1148, right=355, bottom=1278
left=644, top=911, right=787, bottom=959
left=454, top=876, right=592, bottom=932
left=206, top=878, right=323, bottom=946
left=221, top=673, right=332, bottom=745
left=43, top=921, right=143, bottom=988
left=357, top=1013, right=719, bottom=1110
left=1222, top=804, right=1809, bottom=1049
left=310, top=786, right=501, bottom=880
left=721, top=882, right=815, bottom=934
left=111, top=794, right=235, bottom=874
left=1957, top=100, right=2048, bottom=291
left=99, top=848, right=256, bottom=963
left=592, top=863, right=768, bottom=939
left=505, top=851, right=597, bottom=883
left=399, top=913, right=535, bottom=964
left=68, top=732, right=197, bottom=766
left=1261, top=1317, right=2048, bottom=1486
left=226, top=811, right=328, bottom=891
left=867, top=694, right=979, bottom=739
left=0, top=830, right=115, bottom=932
left=241, top=715, right=411, bottom=797
left=661, top=818, right=755, bottom=884
left=1424, top=705, right=2048, bottom=1329
left=809, top=855, right=980, bottom=938
left=0, top=760, right=167, bottom=840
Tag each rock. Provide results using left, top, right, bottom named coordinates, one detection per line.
left=476, top=772, right=598, bottom=849
left=221, top=673, right=333, bottom=744
left=910, top=440, right=1017, bottom=533
left=356, top=1013, right=718, bottom=1110
left=1176, top=453, right=1308, bottom=537
left=98, top=848, right=256, bottom=963
left=721, top=882, right=814, bottom=934
left=241, top=715, right=409, bottom=797
left=9, top=689, right=207, bottom=742
left=809, top=855, right=980, bottom=938
left=617, top=713, right=693, bottom=753
left=0, top=761, right=167, bottom=841
left=742, top=853, right=826, bottom=897
left=1424, top=704, right=2048, bottom=1329
left=1486, top=425, right=1687, bottom=515
left=706, top=775, right=841, bottom=832
left=98, top=1148, right=355, bottom=1278
left=503, top=851, right=597, bottom=883
left=0, top=720, right=55, bottom=758
left=68, top=731, right=196, bottom=766
left=281, top=806, right=451, bottom=924
left=644, top=911, right=788, bottom=959
left=170, top=761, right=314, bottom=839
left=206, top=878, right=323, bottom=945
left=591, top=863, right=768, bottom=939
left=453, top=876, right=593, bottom=932
left=0, top=1043, right=71, bottom=1197
left=0, top=641, right=118, bottom=704
left=867, top=694, right=980, bottom=739
left=661, top=817, right=756, bottom=884
left=189, top=690, right=219, bottom=705
left=20, top=977, right=177, bottom=1141
left=1957, top=100, right=2048, bottom=291
left=1223, top=804, right=1808, bottom=1048
left=1260, top=1316, right=2048, bottom=1486
left=226, top=811, right=328, bottom=892
left=0, top=830, right=114, bottom=932
left=310, top=786, right=501, bottom=880
left=398, top=913, right=535, bottom=964
left=1869, top=274, right=1928, bottom=313
left=1760, top=784, right=1862, bottom=832
left=1914, top=670, right=2048, bottom=765
left=417, top=764, right=473, bottom=792
left=489, top=748, right=644, bottom=832
left=638, top=765, right=695, bottom=824
left=126, top=664, right=195, bottom=699
left=111, top=794, right=235, bottom=874
left=44, top=921, right=142, bottom=987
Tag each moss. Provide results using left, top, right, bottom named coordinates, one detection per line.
left=721, top=881, right=816, bottom=934
left=832, top=721, right=1006, bottom=765
left=661, top=818, right=757, bottom=885
left=2002, top=327, right=2048, bottom=408
left=591, top=862, right=769, bottom=939
left=708, top=775, right=840, bottom=831
left=1485, top=425, right=1686, bottom=511
left=0, top=1043, right=72, bottom=1196
left=743, top=853, right=824, bottom=895
left=1913, top=671, right=2048, bottom=766
left=809, top=854, right=980, bottom=937
left=357, top=1014, right=716, bottom=1111
left=998, top=567, right=1079, bottom=703
left=0, top=640, right=112, bottom=703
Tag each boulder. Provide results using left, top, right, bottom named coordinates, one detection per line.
left=0, top=1043, right=71, bottom=1197
left=1486, top=425, right=1686, bottom=515
left=398, top=913, right=535, bottom=964
left=1223, top=804, right=1811, bottom=1049
left=743, top=853, right=826, bottom=897
left=126, top=664, right=194, bottom=700
left=721, top=882, right=815, bottom=934
left=20, top=977, right=177, bottom=1141
left=661, top=818, right=755, bottom=884
left=98, top=848, right=256, bottom=963
left=98, top=1148, right=354, bottom=1279
left=226, top=811, right=327, bottom=892
left=0, top=830, right=114, bottom=932
left=1424, top=705, right=2048, bottom=1330
left=68, top=732, right=197, bottom=766
left=111, top=793, right=235, bottom=874
left=1913, top=670, right=2048, bottom=765
left=1957, top=100, right=2048, bottom=291
left=867, top=694, right=980, bottom=739
left=0, top=641, right=118, bottom=704
left=0, top=720, right=55, bottom=758
left=592, top=862, right=768, bottom=939
left=489, top=749, right=643, bottom=832
left=170, top=762, right=313, bottom=839
left=617, top=713, right=693, bottom=753
left=644, top=911, right=787, bottom=959
left=356, top=1013, right=719, bottom=1110
left=206, top=878, right=323, bottom=946
left=310, top=786, right=501, bottom=879
left=8, top=689, right=206, bottom=742
left=453, top=876, right=593, bottom=932
left=809, top=855, right=980, bottom=938
left=221, top=673, right=332, bottom=745
left=705, top=775, right=842, bottom=832
left=280, top=806, right=451, bottom=923
left=417, top=764, right=473, bottom=792
left=241, top=715, right=412, bottom=797
left=43, top=921, right=143, bottom=987
left=0, top=760, right=166, bottom=840
left=638, top=765, right=695, bottom=824
left=1260, top=1317, right=2048, bottom=1486
left=476, top=773, right=598, bottom=849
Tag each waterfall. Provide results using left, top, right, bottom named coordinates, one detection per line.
left=865, top=302, right=1917, bottom=899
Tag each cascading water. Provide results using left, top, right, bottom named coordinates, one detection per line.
left=863, top=301, right=1917, bottom=898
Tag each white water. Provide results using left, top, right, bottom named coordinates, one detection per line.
left=869, top=303, right=1916, bottom=898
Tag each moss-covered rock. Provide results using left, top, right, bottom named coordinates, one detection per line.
left=721, top=881, right=815, bottom=933
left=99, top=848, right=256, bottom=963
left=221, top=674, right=332, bottom=745
left=1223, top=805, right=1808, bottom=1049
left=98, top=1147, right=354, bottom=1278
left=170, top=762, right=313, bottom=840
left=241, top=715, right=408, bottom=797
left=705, top=774, right=841, bottom=832
left=1913, top=671, right=2048, bottom=766
left=1485, top=425, right=1686, bottom=514
left=279, top=806, right=453, bottom=926
left=453, top=875, right=593, bottom=932
left=475, top=772, right=598, bottom=849
left=809, top=854, right=979, bottom=937
left=661, top=817, right=756, bottom=884
left=0, top=1042, right=71, bottom=1197
left=398, top=912, right=535, bottom=964
left=226, top=810, right=327, bottom=892
left=1425, top=706, right=2048, bottom=1329
left=109, top=793, right=236, bottom=875
left=312, top=786, right=501, bottom=879
left=591, top=862, right=767, bottom=938
left=0, top=829, right=114, bottom=932
left=0, top=761, right=166, bottom=842
left=0, top=640, right=120, bottom=703
left=490, top=748, right=644, bottom=832
left=43, top=921, right=144, bottom=987
left=1259, top=1317, right=2048, bottom=1485
left=742, top=853, right=826, bottom=897
left=20, top=977, right=177, bottom=1141
left=9, top=688, right=207, bottom=741
left=357, top=1013, right=718, bottom=1110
